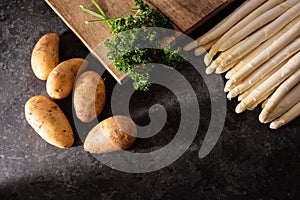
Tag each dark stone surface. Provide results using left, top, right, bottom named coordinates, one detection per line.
left=0, top=0, right=299, bottom=199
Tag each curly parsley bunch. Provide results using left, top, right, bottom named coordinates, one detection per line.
left=81, top=0, right=185, bottom=91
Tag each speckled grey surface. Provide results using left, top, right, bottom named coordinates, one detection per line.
left=0, top=0, right=299, bottom=199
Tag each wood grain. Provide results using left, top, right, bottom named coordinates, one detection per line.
left=45, top=0, right=234, bottom=84
left=145, top=0, right=233, bottom=34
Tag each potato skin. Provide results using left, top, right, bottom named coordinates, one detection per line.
left=25, top=96, right=74, bottom=148
left=74, top=71, right=106, bottom=123
left=46, top=58, right=86, bottom=99
left=31, top=33, right=59, bottom=80
left=84, top=116, right=137, bottom=154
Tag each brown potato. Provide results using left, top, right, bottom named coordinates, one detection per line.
left=31, top=33, right=59, bottom=80
left=46, top=58, right=86, bottom=99
left=84, top=116, right=137, bottom=154
left=74, top=71, right=106, bottom=123
left=25, top=96, right=74, bottom=148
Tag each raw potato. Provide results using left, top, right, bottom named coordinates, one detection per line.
left=84, top=116, right=137, bottom=154
left=25, top=96, right=74, bottom=148
left=31, top=33, right=59, bottom=80
left=74, top=71, right=106, bottom=123
left=46, top=58, right=86, bottom=99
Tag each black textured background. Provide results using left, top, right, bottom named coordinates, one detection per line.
left=0, top=0, right=299, bottom=199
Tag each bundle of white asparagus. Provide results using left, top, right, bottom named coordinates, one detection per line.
left=184, top=0, right=300, bottom=129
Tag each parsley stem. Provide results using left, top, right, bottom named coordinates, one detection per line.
left=118, top=7, right=139, bottom=18
left=81, top=0, right=180, bottom=91
left=80, top=5, right=105, bottom=20
left=82, top=4, right=139, bottom=24
left=92, top=0, right=106, bottom=17
left=85, top=17, right=124, bottom=24
left=85, top=19, right=106, bottom=24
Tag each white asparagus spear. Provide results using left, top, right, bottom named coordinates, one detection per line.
left=260, top=83, right=300, bottom=123
left=261, top=97, right=270, bottom=109
left=227, top=21, right=300, bottom=87
left=213, top=38, right=247, bottom=65
left=219, top=32, right=297, bottom=77
left=224, top=80, right=239, bottom=93
left=193, top=38, right=219, bottom=56
left=184, top=37, right=219, bottom=52
left=236, top=69, right=281, bottom=101
left=227, top=62, right=283, bottom=95
left=260, top=70, right=300, bottom=122
left=220, top=2, right=300, bottom=67
left=206, top=54, right=239, bottom=75
left=206, top=38, right=249, bottom=74
left=224, top=40, right=280, bottom=80
left=238, top=66, right=282, bottom=101
left=236, top=62, right=285, bottom=101
left=236, top=51, right=300, bottom=113
left=219, top=0, right=297, bottom=52
left=184, top=41, right=198, bottom=52
left=236, top=61, right=285, bottom=102
left=247, top=88, right=276, bottom=111
left=194, top=47, right=206, bottom=57
left=215, top=61, right=238, bottom=74
left=204, top=0, right=284, bottom=65
left=264, top=69, right=300, bottom=112
left=224, top=15, right=300, bottom=81
left=223, top=37, right=280, bottom=79
left=225, top=70, right=234, bottom=80
left=238, top=91, right=249, bottom=102
left=270, top=101, right=300, bottom=129
left=196, top=0, right=267, bottom=46
left=225, top=56, right=288, bottom=94
left=224, top=83, right=236, bottom=93
left=227, top=38, right=300, bottom=99
left=206, top=64, right=218, bottom=75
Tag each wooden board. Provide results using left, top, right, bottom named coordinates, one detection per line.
left=45, top=0, right=233, bottom=84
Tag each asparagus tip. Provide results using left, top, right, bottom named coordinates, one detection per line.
left=204, top=54, right=212, bottom=66
left=227, top=92, right=233, bottom=99
left=259, top=110, right=271, bottom=124
left=235, top=103, right=246, bottom=114
left=194, top=48, right=205, bottom=56
left=183, top=41, right=197, bottom=51
left=237, top=95, right=243, bottom=102
left=227, top=88, right=238, bottom=99
left=215, top=67, right=222, bottom=74
left=205, top=67, right=214, bottom=75
left=225, top=71, right=232, bottom=79
left=269, top=122, right=278, bottom=129
left=225, top=79, right=234, bottom=89
left=224, top=87, right=230, bottom=93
